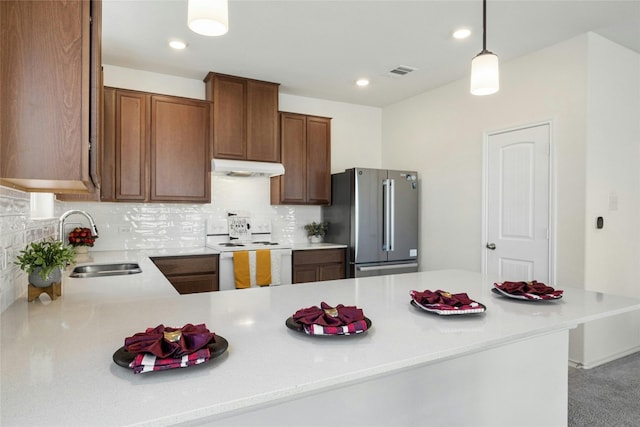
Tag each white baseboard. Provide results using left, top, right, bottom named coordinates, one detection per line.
left=569, top=346, right=640, bottom=369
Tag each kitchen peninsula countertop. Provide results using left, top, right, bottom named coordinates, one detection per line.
left=2, top=266, right=640, bottom=426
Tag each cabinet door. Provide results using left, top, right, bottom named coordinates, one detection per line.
left=318, top=264, right=346, bottom=281
left=277, top=113, right=307, bottom=203
left=169, top=274, right=219, bottom=294
left=246, top=80, right=279, bottom=162
left=0, top=0, right=90, bottom=192
left=291, top=249, right=346, bottom=284
left=101, top=87, right=116, bottom=201
left=115, top=90, right=148, bottom=201
left=150, top=95, right=211, bottom=203
left=293, top=266, right=319, bottom=284
left=306, top=116, right=331, bottom=205
left=212, top=75, right=246, bottom=159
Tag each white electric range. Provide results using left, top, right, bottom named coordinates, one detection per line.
left=205, top=217, right=292, bottom=291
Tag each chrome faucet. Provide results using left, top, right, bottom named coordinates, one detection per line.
left=59, top=210, right=99, bottom=243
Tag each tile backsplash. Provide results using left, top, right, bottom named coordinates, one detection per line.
left=58, top=176, right=322, bottom=251
left=1, top=176, right=322, bottom=311
left=0, top=186, right=57, bottom=312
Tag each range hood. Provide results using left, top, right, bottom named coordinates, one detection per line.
left=211, top=159, right=285, bottom=177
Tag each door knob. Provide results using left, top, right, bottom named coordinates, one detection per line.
left=486, top=243, right=496, bottom=250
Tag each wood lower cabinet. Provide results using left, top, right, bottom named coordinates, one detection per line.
left=204, top=73, right=280, bottom=162
left=151, top=255, right=219, bottom=294
left=292, top=248, right=346, bottom=284
left=271, top=112, right=331, bottom=205
left=0, top=0, right=101, bottom=193
left=102, top=87, right=211, bottom=203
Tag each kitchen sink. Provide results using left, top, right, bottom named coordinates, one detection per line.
left=69, top=263, right=142, bottom=278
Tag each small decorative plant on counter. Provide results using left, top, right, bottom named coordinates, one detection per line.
left=304, top=221, right=329, bottom=243
left=15, top=239, right=76, bottom=288
left=68, top=227, right=97, bottom=254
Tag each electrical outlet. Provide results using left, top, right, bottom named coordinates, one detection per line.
left=181, top=225, right=194, bottom=233
left=2, top=247, right=10, bottom=270
left=118, top=226, right=132, bottom=234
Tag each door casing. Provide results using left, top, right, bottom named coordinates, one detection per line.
left=481, top=120, right=555, bottom=284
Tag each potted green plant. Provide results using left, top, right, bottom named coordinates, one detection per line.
left=15, top=239, right=76, bottom=288
left=304, top=221, right=329, bottom=243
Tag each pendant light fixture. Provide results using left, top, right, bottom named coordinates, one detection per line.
left=188, top=0, right=229, bottom=36
left=470, top=0, right=499, bottom=95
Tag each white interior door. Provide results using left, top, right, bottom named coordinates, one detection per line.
left=485, top=124, right=551, bottom=282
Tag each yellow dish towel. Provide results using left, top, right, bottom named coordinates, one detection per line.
left=233, top=251, right=251, bottom=289
left=256, top=250, right=272, bottom=287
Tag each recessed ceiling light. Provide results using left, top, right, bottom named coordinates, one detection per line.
left=169, top=40, right=187, bottom=50
left=356, top=78, right=370, bottom=87
left=452, top=28, right=471, bottom=39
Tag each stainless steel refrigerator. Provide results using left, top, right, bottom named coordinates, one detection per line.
left=322, top=168, right=419, bottom=278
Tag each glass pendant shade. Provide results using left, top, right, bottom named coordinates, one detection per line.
left=470, top=51, right=499, bottom=96
left=188, top=0, right=229, bottom=36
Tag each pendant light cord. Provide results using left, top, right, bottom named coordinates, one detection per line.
left=482, top=0, right=487, bottom=53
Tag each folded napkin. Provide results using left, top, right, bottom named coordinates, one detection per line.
left=495, top=281, right=563, bottom=300
left=411, top=289, right=482, bottom=312
left=304, top=320, right=369, bottom=336
left=124, top=323, right=216, bottom=358
left=129, top=347, right=211, bottom=374
left=292, top=302, right=367, bottom=335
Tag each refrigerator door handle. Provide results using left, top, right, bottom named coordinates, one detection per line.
left=389, top=178, right=395, bottom=251
left=383, top=179, right=391, bottom=251
left=357, top=262, right=419, bottom=272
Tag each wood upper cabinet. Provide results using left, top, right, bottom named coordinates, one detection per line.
left=271, top=112, right=332, bottom=205
left=150, top=95, right=211, bottom=202
left=121, top=91, right=148, bottom=200
left=0, top=0, right=101, bottom=193
left=292, top=248, right=346, bottom=284
left=204, top=73, right=280, bottom=162
left=102, top=87, right=211, bottom=203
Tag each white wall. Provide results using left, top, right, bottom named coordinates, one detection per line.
left=382, top=35, right=589, bottom=286
left=577, top=33, right=640, bottom=367
left=103, top=65, right=205, bottom=99
left=382, top=32, right=640, bottom=368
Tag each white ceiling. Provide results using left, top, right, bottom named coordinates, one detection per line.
left=103, top=0, right=640, bottom=107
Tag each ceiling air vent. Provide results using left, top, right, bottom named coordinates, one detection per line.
left=386, top=65, right=417, bottom=78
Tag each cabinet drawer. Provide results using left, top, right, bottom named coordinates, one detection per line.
left=151, top=255, right=218, bottom=276
left=293, top=249, right=345, bottom=266
left=169, top=274, right=219, bottom=294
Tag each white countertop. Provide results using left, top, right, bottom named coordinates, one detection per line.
left=2, top=263, right=640, bottom=426
left=291, top=242, right=347, bottom=250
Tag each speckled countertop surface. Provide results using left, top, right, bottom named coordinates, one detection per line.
left=290, top=242, right=347, bottom=250
left=2, top=263, right=640, bottom=426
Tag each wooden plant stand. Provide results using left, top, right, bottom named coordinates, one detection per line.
left=28, top=282, right=62, bottom=302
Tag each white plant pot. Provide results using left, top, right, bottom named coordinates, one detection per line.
left=74, top=246, right=89, bottom=254
left=308, top=236, right=323, bottom=244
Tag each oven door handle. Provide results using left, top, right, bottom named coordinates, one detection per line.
left=218, top=249, right=292, bottom=259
